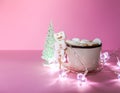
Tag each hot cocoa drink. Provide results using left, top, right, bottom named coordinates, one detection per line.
left=62, top=38, right=102, bottom=72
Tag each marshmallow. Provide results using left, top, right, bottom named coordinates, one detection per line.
left=66, top=40, right=73, bottom=45
left=66, top=38, right=102, bottom=47
left=80, top=39, right=89, bottom=44
left=93, top=38, right=102, bottom=45
left=71, top=38, right=80, bottom=45
left=72, top=38, right=80, bottom=42
left=87, top=42, right=94, bottom=46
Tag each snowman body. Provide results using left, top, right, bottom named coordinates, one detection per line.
left=54, top=32, right=66, bottom=68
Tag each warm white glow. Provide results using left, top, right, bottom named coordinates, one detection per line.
left=44, top=63, right=60, bottom=74
left=77, top=73, right=87, bottom=85
left=59, top=69, right=68, bottom=80
left=100, top=52, right=110, bottom=63
left=117, top=57, right=120, bottom=67
left=118, top=74, right=120, bottom=79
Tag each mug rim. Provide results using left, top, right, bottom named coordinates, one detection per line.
left=66, top=43, right=102, bottom=49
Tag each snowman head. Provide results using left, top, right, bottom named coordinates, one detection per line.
left=54, top=31, right=65, bottom=41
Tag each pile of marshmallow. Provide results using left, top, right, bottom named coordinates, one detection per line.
left=66, top=38, right=102, bottom=47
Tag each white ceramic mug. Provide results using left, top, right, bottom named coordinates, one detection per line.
left=62, top=43, right=102, bottom=72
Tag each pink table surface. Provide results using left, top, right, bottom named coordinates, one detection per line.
left=0, top=50, right=120, bottom=93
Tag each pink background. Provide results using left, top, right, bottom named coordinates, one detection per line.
left=0, top=0, right=120, bottom=50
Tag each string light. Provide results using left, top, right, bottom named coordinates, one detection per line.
left=59, top=69, right=68, bottom=80
left=43, top=50, right=120, bottom=85
left=100, top=52, right=110, bottom=64
left=117, top=57, right=120, bottom=67
left=48, top=63, right=59, bottom=73
left=117, top=74, right=120, bottom=79
left=77, top=73, right=87, bottom=85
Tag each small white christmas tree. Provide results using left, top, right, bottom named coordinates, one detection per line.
left=41, top=22, right=55, bottom=64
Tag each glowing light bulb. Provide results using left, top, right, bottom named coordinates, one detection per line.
left=118, top=74, right=120, bottom=79
left=100, top=52, right=110, bottom=63
left=117, top=57, right=120, bottom=67
left=49, top=63, right=59, bottom=73
left=77, top=73, right=84, bottom=80
left=77, top=73, right=87, bottom=84
left=59, top=69, right=67, bottom=80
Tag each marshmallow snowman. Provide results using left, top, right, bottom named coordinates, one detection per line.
left=54, top=31, right=67, bottom=69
